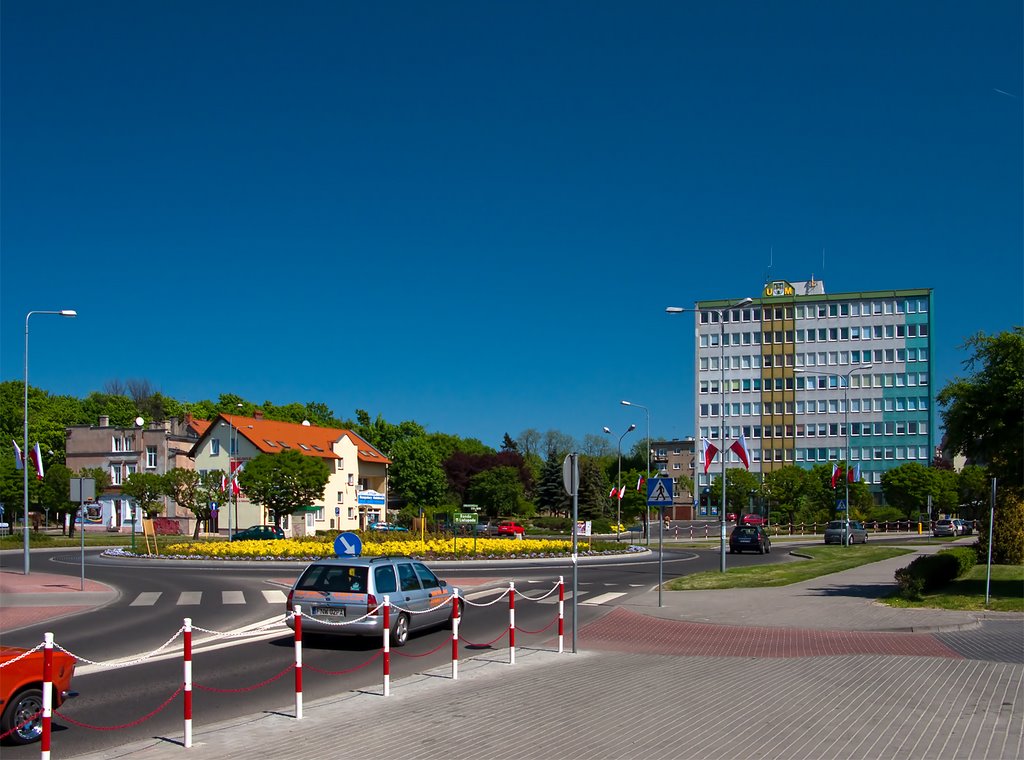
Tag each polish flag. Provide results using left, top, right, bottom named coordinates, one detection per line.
left=636, top=476, right=645, bottom=492
left=12, top=440, right=24, bottom=471
left=609, top=487, right=619, bottom=499
left=830, top=464, right=840, bottom=488
left=29, top=443, right=44, bottom=480
left=701, top=438, right=719, bottom=474
left=729, top=432, right=751, bottom=470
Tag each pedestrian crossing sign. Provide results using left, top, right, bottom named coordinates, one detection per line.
left=646, top=478, right=673, bottom=507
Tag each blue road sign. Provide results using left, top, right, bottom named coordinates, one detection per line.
left=646, top=478, right=673, bottom=507
left=333, top=532, right=363, bottom=557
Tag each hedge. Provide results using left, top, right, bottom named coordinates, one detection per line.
left=894, top=546, right=978, bottom=600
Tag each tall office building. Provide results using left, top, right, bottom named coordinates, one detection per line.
left=691, top=278, right=934, bottom=503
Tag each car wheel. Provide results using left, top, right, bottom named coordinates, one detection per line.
left=390, top=613, right=410, bottom=647
left=1, top=687, right=43, bottom=745
left=758, top=543, right=765, bottom=555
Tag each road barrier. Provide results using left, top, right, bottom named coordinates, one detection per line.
left=2, top=578, right=569, bottom=756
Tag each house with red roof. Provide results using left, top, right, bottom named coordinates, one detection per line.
left=190, top=412, right=390, bottom=537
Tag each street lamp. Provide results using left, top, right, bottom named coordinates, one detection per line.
left=667, top=297, right=752, bottom=572
left=23, top=309, right=77, bottom=575
left=602, top=424, right=635, bottom=540
left=620, top=400, right=650, bottom=538
left=219, top=403, right=243, bottom=539
left=796, top=365, right=873, bottom=546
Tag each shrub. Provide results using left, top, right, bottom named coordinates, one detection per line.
left=939, top=546, right=978, bottom=577
left=976, top=489, right=1024, bottom=565
left=894, top=553, right=961, bottom=599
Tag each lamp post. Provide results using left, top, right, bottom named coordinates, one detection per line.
left=219, top=403, right=243, bottom=539
left=796, top=365, right=873, bottom=546
left=23, top=309, right=77, bottom=575
left=603, top=424, right=635, bottom=540
left=667, top=297, right=752, bottom=572
left=620, top=400, right=650, bottom=538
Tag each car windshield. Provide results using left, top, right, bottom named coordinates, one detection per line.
left=296, top=565, right=368, bottom=593
left=736, top=527, right=757, bottom=536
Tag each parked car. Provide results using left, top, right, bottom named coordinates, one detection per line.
left=285, top=557, right=459, bottom=646
left=740, top=514, right=766, bottom=526
left=933, top=519, right=958, bottom=537
left=230, top=525, right=285, bottom=541
left=496, top=520, right=525, bottom=537
left=725, top=512, right=739, bottom=522
left=368, top=522, right=409, bottom=532
left=823, top=520, right=869, bottom=545
left=1, top=646, right=78, bottom=745
left=951, top=519, right=971, bottom=536
left=729, top=525, right=771, bottom=554
left=960, top=520, right=975, bottom=535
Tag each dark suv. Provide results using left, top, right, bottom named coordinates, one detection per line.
left=285, top=556, right=459, bottom=646
left=729, top=525, right=771, bottom=554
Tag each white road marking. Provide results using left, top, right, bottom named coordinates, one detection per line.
left=222, top=591, right=246, bottom=605
left=130, top=592, right=161, bottom=606
left=261, top=589, right=287, bottom=603
left=178, top=592, right=202, bottom=605
left=580, top=592, right=627, bottom=606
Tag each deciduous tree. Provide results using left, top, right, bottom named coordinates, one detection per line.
left=236, top=450, right=330, bottom=528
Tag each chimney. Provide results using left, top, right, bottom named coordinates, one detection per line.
left=99, top=415, right=110, bottom=427
left=254, top=411, right=264, bottom=420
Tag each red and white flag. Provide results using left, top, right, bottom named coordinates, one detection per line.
left=848, top=464, right=861, bottom=483
left=636, top=475, right=645, bottom=492
left=701, top=437, right=719, bottom=474
left=609, top=486, right=619, bottom=499
left=729, top=432, right=751, bottom=470
left=12, top=440, right=24, bottom=471
left=830, top=463, right=840, bottom=488
left=230, top=460, right=245, bottom=496
left=29, top=442, right=44, bottom=480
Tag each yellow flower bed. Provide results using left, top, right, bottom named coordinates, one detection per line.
left=161, top=536, right=577, bottom=560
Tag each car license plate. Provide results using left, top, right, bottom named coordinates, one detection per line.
left=312, top=606, right=345, bottom=617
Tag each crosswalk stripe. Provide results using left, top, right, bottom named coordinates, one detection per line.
left=130, top=592, right=161, bottom=606
left=262, top=590, right=287, bottom=603
left=580, top=592, right=626, bottom=606
left=178, top=592, right=202, bottom=605
left=222, top=591, right=246, bottom=605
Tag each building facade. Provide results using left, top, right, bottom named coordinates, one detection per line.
left=692, top=278, right=934, bottom=503
left=190, top=414, right=390, bottom=537
left=650, top=437, right=696, bottom=519
left=65, top=415, right=206, bottom=532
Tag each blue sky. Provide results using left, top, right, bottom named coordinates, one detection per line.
left=2, top=2, right=1021, bottom=449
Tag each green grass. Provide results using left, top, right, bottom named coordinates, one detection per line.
left=883, top=563, right=1024, bottom=612
left=0, top=531, right=212, bottom=550
left=664, top=546, right=913, bottom=590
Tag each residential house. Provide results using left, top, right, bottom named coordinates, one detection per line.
left=65, top=415, right=206, bottom=532
left=189, top=413, right=390, bottom=537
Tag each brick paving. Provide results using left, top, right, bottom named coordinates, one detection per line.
left=581, top=606, right=965, bottom=658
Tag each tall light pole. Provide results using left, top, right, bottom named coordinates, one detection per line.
left=603, top=424, right=635, bottom=540
left=219, top=403, right=243, bottom=539
left=621, top=400, right=650, bottom=536
left=667, top=297, right=752, bottom=572
left=23, top=309, right=77, bottom=575
left=796, top=365, right=873, bottom=545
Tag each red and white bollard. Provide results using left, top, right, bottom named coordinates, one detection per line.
left=557, top=577, right=564, bottom=654
left=183, top=619, right=192, bottom=748
left=41, top=632, right=53, bottom=760
left=293, top=606, right=303, bottom=719
left=508, top=582, right=516, bottom=665
left=382, top=596, right=391, bottom=697
left=451, top=590, right=460, bottom=680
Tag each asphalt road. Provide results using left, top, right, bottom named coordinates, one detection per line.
left=4, top=546, right=739, bottom=758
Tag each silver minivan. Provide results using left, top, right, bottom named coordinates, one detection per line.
left=285, top=557, right=458, bottom=646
